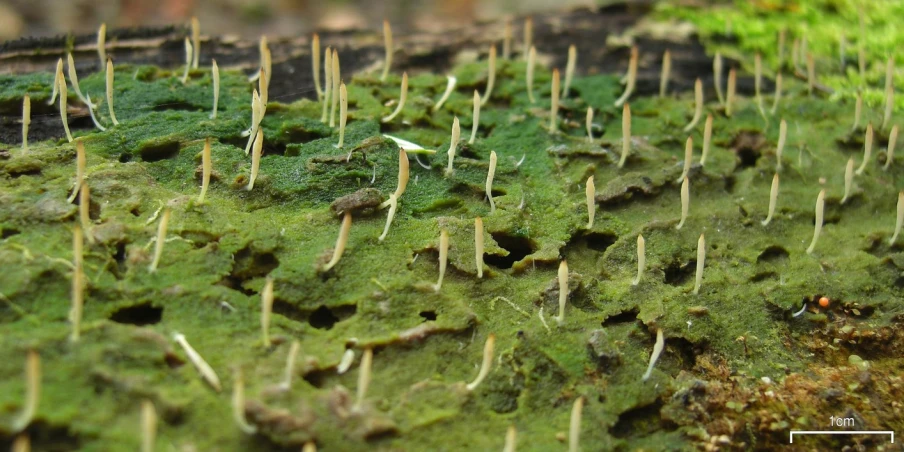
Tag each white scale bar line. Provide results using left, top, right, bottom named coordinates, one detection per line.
left=790, top=431, right=894, bottom=444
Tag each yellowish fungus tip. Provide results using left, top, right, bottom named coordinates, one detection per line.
left=475, top=217, right=485, bottom=278
left=232, top=367, right=258, bottom=434
left=503, top=425, right=517, bottom=452
left=585, top=176, right=596, bottom=229
left=97, top=23, right=107, bottom=69
left=522, top=17, right=533, bottom=61
left=676, top=176, right=689, bottom=230
left=181, top=38, right=193, bottom=85
left=149, top=208, right=171, bottom=273
left=354, top=347, right=373, bottom=412
left=330, top=50, right=341, bottom=127
left=13, top=350, right=40, bottom=433
left=642, top=329, right=665, bottom=381
left=677, top=136, right=693, bottom=184
left=446, top=117, right=460, bottom=176
left=526, top=46, right=537, bottom=104
left=480, top=46, right=497, bottom=106
left=855, top=123, right=873, bottom=176
left=322, top=47, right=333, bottom=123
left=659, top=49, right=671, bottom=98
left=191, top=17, right=201, bottom=69
left=323, top=212, right=352, bottom=272
left=261, top=277, right=274, bottom=347
left=684, top=78, right=703, bottom=132
left=198, top=138, right=212, bottom=204
left=381, top=20, right=393, bottom=82
left=891, top=191, right=904, bottom=245
left=58, top=64, right=72, bottom=142
left=693, top=233, right=705, bottom=295
left=885, top=125, right=898, bottom=171
left=714, top=52, right=724, bottom=105
left=21, top=95, right=30, bottom=153
left=247, top=129, right=264, bottom=191
left=806, top=189, right=826, bottom=254
left=562, top=45, right=577, bottom=99
left=614, top=46, right=638, bottom=107
left=556, top=260, right=568, bottom=325
left=435, top=229, right=449, bottom=292
left=700, top=114, right=713, bottom=166
left=841, top=157, right=854, bottom=205
left=106, top=59, right=119, bottom=125
left=762, top=173, right=779, bottom=226
left=210, top=60, right=220, bottom=119
left=469, top=90, right=481, bottom=144
left=140, top=400, right=157, bottom=452
left=633, top=234, right=645, bottom=286
left=337, top=83, right=348, bottom=148
left=725, top=68, right=736, bottom=117
left=486, top=151, right=498, bottom=213
left=568, top=396, right=583, bottom=452
left=382, top=72, right=408, bottom=123
left=466, top=333, right=495, bottom=391
left=173, top=332, right=222, bottom=391
left=312, top=34, right=322, bottom=101
left=586, top=107, right=594, bottom=144
left=618, top=103, right=631, bottom=168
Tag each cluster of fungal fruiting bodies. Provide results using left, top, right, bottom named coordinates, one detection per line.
left=9, top=11, right=904, bottom=450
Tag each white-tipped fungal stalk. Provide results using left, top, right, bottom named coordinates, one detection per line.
left=684, top=78, right=703, bottom=132
left=13, top=350, right=40, bottom=432
left=382, top=72, right=408, bottom=123
left=379, top=194, right=398, bottom=242
left=693, top=233, right=705, bottom=295
left=149, top=208, right=171, bottom=273
left=381, top=20, right=393, bottom=82
left=586, top=107, right=594, bottom=144
left=614, top=46, right=637, bottom=107
left=714, top=52, right=724, bottom=105
left=725, top=68, right=736, bottom=117
left=700, top=114, right=713, bottom=166
left=762, top=173, right=779, bottom=226
left=210, top=60, right=220, bottom=119
left=619, top=103, right=631, bottom=168
left=466, top=333, right=495, bottom=391
left=49, top=58, right=62, bottom=105
left=140, top=400, right=156, bottom=452
left=660, top=49, right=671, bottom=97
left=66, top=53, right=88, bottom=104
left=446, top=117, right=460, bottom=176
left=806, top=189, right=826, bottom=254
left=191, top=17, right=201, bottom=69
left=435, top=229, right=449, bottom=292
left=232, top=368, right=257, bottom=434
left=776, top=119, right=787, bottom=172
left=21, top=95, right=29, bottom=153
left=841, top=158, right=854, bottom=204
left=323, top=212, right=352, bottom=272
left=354, top=347, right=373, bottom=412
left=244, top=89, right=262, bottom=155
left=312, top=34, right=322, bottom=100
left=198, top=138, right=212, bottom=203
left=105, top=59, right=119, bottom=125
left=556, top=260, right=568, bottom=325
left=568, top=396, right=583, bottom=452
left=475, top=217, right=485, bottom=278
left=677, top=137, right=693, bottom=184
left=642, top=329, right=665, bottom=381
left=677, top=176, right=689, bottom=230
left=856, top=124, right=873, bottom=176
left=337, top=83, right=348, bottom=148
left=330, top=51, right=340, bottom=127
left=469, top=90, right=481, bottom=144
left=181, top=38, right=192, bottom=84
left=390, top=148, right=410, bottom=202
left=885, top=125, right=899, bottom=170
left=526, top=46, right=536, bottom=104
left=173, top=332, right=222, bottom=391
left=770, top=73, right=782, bottom=115
left=58, top=65, right=72, bottom=142
left=586, top=176, right=595, bottom=229
left=486, top=151, right=498, bottom=213
left=97, top=23, right=107, bottom=68
left=261, top=277, right=274, bottom=347
left=433, top=75, right=456, bottom=112
left=562, top=45, right=577, bottom=99
left=338, top=348, right=355, bottom=374
left=892, top=192, right=904, bottom=245
left=68, top=139, right=86, bottom=203
left=633, top=234, right=645, bottom=285
left=247, top=129, right=263, bottom=191
left=322, top=47, right=332, bottom=123
left=481, top=46, right=497, bottom=106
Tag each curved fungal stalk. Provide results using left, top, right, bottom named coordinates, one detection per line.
left=475, top=217, right=485, bottom=278
left=13, top=350, right=40, bottom=432
left=249, top=36, right=268, bottom=83
left=446, top=117, right=460, bottom=176
left=173, top=332, right=222, bottom=391
left=246, top=129, right=264, bottom=191
left=683, top=78, right=703, bottom=132
left=614, top=46, right=638, bottom=107
left=70, top=225, right=84, bottom=342
left=549, top=69, right=560, bottom=132
left=776, top=119, right=787, bottom=172
left=354, top=347, right=373, bottom=412
left=841, top=158, right=854, bottom=204
left=555, top=260, right=568, bottom=325
left=68, top=139, right=86, bottom=203
left=503, top=425, right=516, bottom=452
left=714, top=52, right=724, bottom=105
left=149, top=208, right=171, bottom=272
left=58, top=65, right=72, bottom=142
left=382, top=72, right=408, bottom=123
left=503, top=19, right=512, bottom=60
left=378, top=194, right=398, bottom=242
left=106, top=59, right=119, bottom=125
left=725, top=68, right=737, bottom=117
left=659, top=49, right=671, bottom=97
left=852, top=92, right=862, bottom=132
left=633, top=234, right=645, bottom=285
left=677, top=137, right=693, bottom=184
left=618, top=103, right=631, bottom=168
left=466, top=333, right=495, bottom=391
left=261, top=277, right=274, bottom=347
left=568, top=396, right=583, bottom=452
left=480, top=46, right=497, bottom=106
left=433, top=75, right=456, bottom=112
left=330, top=51, right=340, bottom=127
left=198, top=138, right=212, bottom=203
left=383, top=148, right=409, bottom=205
left=21, top=95, right=29, bottom=153
left=586, top=176, right=596, bottom=229
left=526, top=46, right=537, bottom=104
left=210, top=60, right=220, bottom=119
left=855, top=124, right=873, bottom=176
left=259, top=68, right=268, bottom=113
left=522, top=18, right=533, bottom=61
left=676, top=176, right=689, bottom=230
left=486, top=151, right=498, bottom=213
left=337, top=348, right=355, bottom=374
left=244, top=89, right=262, bottom=155
left=337, top=83, right=348, bottom=148
left=693, top=233, right=705, bottom=295
left=586, top=107, right=594, bottom=144
left=770, top=73, right=782, bottom=114
left=642, top=329, right=665, bottom=381
left=885, top=125, right=898, bottom=170
left=381, top=20, right=393, bottom=82
left=312, top=34, right=322, bottom=101
left=97, top=23, right=107, bottom=68
left=806, top=189, right=826, bottom=254
left=469, top=90, right=481, bottom=144
left=79, top=182, right=94, bottom=243
left=181, top=38, right=192, bottom=84
left=892, top=192, right=904, bottom=245
left=700, top=115, right=713, bottom=166
left=562, top=45, right=577, bottom=99
left=232, top=368, right=257, bottom=434
left=49, top=58, right=63, bottom=105
left=322, top=47, right=332, bottom=123
left=323, top=212, right=352, bottom=272
left=191, top=17, right=201, bottom=69
left=66, top=54, right=89, bottom=104
left=281, top=340, right=300, bottom=390
left=762, top=173, right=779, bottom=226
left=435, top=229, right=449, bottom=292
left=140, top=400, right=156, bottom=452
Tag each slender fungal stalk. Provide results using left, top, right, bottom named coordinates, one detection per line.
left=49, top=58, right=63, bottom=105
left=21, top=95, right=29, bottom=153
left=58, top=66, right=72, bottom=142
left=503, top=426, right=516, bottom=452
left=322, top=47, right=332, bottom=123
left=693, top=234, right=705, bottom=295
left=466, top=333, right=495, bottom=391
left=684, top=78, right=703, bottom=132
left=433, top=76, right=456, bottom=111
left=568, top=397, right=583, bottom=452
left=97, top=23, right=107, bottom=68
left=70, top=225, right=84, bottom=342
left=382, top=72, right=408, bottom=123
left=13, top=350, right=40, bottom=432
left=480, top=46, right=497, bottom=106
left=762, top=173, right=779, bottom=226
left=633, top=234, right=645, bottom=285
left=191, top=17, right=201, bottom=69
left=381, top=20, right=393, bottom=82
left=714, top=52, right=724, bottom=105
left=677, top=137, right=693, bottom=183
left=885, top=125, right=898, bottom=170
left=392, top=149, right=410, bottom=200
left=856, top=124, right=873, bottom=176
left=323, top=212, right=352, bottom=272
left=642, top=329, right=665, bottom=381
left=891, top=191, right=904, bottom=245
left=503, top=19, right=512, bottom=60
left=435, top=229, right=449, bottom=292
left=475, top=217, right=485, bottom=278
left=337, top=83, right=348, bottom=148
left=198, top=138, right=212, bottom=203
left=586, top=176, right=595, bottom=229
left=852, top=92, right=862, bottom=132
left=562, top=45, right=577, bottom=99
left=244, top=90, right=261, bottom=155
left=806, top=189, right=826, bottom=254
left=181, top=38, right=192, bottom=84
left=700, top=115, right=713, bottom=166
left=378, top=194, right=398, bottom=242
left=261, top=277, right=274, bottom=347
left=586, top=107, right=594, bottom=144
left=140, top=400, right=156, bottom=452
left=725, top=68, right=736, bottom=117
left=523, top=18, right=533, bottom=60
left=549, top=69, right=560, bottom=133
left=676, top=176, right=689, bottom=230
left=614, top=46, right=638, bottom=107
left=330, top=51, right=340, bottom=127
left=776, top=119, right=787, bottom=172
left=210, top=60, right=220, bottom=119
left=247, top=129, right=263, bottom=191
left=232, top=368, right=257, bottom=434
left=354, top=347, right=373, bottom=411
left=660, top=50, right=671, bottom=97
left=149, top=208, right=171, bottom=272
left=556, top=260, right=568, bottom=325
left=469, top=90, right=481, bottom=144
left=105, top=59, right=119, bottom=125
left=78, top=182, right=93, bottom=243
left=486, top=151, right=498, bottom=213
left=619, top=104, right=631, bottom=168
left=526, top=46, right=536, bottom=104
left=281, top=340, right=300, bottom=389
left=173, top=332, right=222, bottom=391
left=841, top=158, right=854, bottom=204
left=446, top=117, right=460, bottom=176
left=312, top=34, right=322, bottom=101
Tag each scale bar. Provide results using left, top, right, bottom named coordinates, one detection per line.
left=790, top=431, right=894, bottom=443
